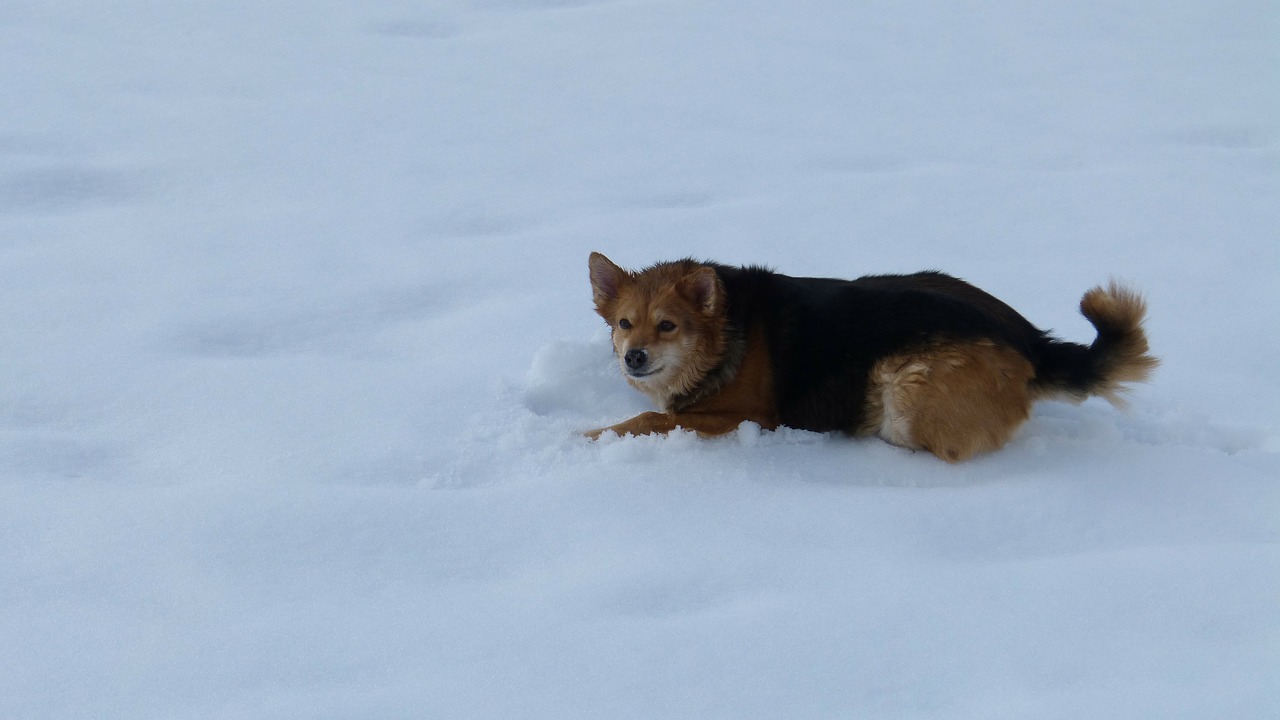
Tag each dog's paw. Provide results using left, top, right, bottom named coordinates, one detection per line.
left=584, top=413, right=673, bottom=440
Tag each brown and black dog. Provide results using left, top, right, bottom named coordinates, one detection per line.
left=585, top=252, right=1157, bottom=461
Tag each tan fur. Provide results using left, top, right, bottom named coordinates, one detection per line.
left=1068, top=281, right=1159, bottom=407
left=862, top=341, right=1035, bottom=462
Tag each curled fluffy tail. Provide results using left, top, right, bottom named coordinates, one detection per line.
left=1031, top=281, right=1159, bottom=407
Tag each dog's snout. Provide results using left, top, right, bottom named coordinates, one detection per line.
left=624, top=348, right=648, bottom=370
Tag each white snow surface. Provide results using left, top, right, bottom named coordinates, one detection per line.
left=3, top=1, right=1278, bottom=718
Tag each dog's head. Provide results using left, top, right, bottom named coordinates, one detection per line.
left=588, top=252, right=728, bottom=408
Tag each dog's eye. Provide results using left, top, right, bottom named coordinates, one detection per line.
left=618, top=319, right=632, bottom=330
left=657, top=320, right=676, bottom=332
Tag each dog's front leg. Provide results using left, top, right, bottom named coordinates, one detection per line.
left=585, top=411, right=765, bottom=439
left=584, top=411, right=678, bottom=439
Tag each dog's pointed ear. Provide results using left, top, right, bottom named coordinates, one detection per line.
left=589, top=252, right=626, bottom=310
left=679, top=266, right=724, bottom=315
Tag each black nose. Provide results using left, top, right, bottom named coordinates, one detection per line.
left=624, top=348, right=648, bottom=370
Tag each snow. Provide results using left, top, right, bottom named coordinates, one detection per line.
left=2, top=0, right=1278, bottom=718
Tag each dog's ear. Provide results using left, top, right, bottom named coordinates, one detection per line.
left=588, top=252, right=627, bottom=310
left=679, top=266, right=724, bottom=316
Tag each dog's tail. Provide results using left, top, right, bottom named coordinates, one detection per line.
left=1030, top=282, right=1159, bottom=407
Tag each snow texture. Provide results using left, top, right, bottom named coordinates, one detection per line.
left=2, top=1, right=1278, bottom=718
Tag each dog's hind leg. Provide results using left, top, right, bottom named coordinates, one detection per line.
left=869, top=341, right=1035, bottom=462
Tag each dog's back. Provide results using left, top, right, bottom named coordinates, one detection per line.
left=716, top=268, right=1038, bottom=431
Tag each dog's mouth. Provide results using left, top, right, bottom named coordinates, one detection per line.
left=626, top=365, right=664, bottom=379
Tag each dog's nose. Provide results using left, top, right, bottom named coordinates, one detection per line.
left=624, top=348, right=648, bottom=370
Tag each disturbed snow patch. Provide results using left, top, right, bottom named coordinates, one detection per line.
left=433, top=333, right=1280, bottom=494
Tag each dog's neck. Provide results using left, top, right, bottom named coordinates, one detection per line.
left=665, top=322, right=747, bottom=413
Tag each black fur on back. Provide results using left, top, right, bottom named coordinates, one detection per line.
left=711, top=265, right=1072, bottom=432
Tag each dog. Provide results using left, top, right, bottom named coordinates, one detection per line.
left=585, top=252, right=1158, bottom=461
